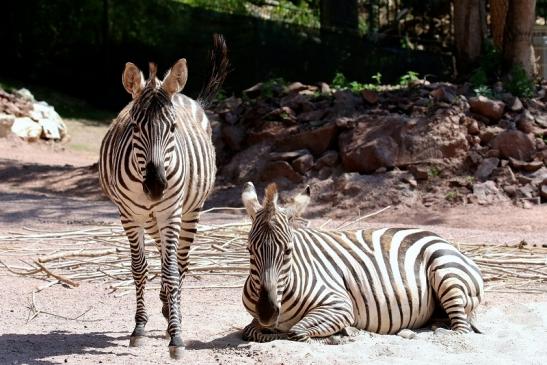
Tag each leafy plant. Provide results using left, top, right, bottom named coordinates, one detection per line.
left=428, top=166, right=440, bottom=177
left=506, top=65, right=535, bottom=99
left=445, top=191, right=458, bottom=201
left=473, top=85, right=494, bottom=98
left=372, top=72, right=382, bottom=86
left=399, top=71, right=419, bottom=86
left=331, top=72, right=380, bottom=93
left=261, top=77, right=286, bottom=98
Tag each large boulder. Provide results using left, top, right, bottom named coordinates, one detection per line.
left=338, top=114, right=469, bottom=173
left=490, top=130, right=536, bottom=161
left=275, top=122, right=337, bottom=156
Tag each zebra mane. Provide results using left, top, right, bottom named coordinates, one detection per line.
left=262, top=183, right=278, bottom=220
left=148, top=62, right=158, bottom=88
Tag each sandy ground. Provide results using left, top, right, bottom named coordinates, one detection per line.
left=1, top=132, right=547, bottom=365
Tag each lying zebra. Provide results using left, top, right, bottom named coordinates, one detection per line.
left=241, top=182, right=484, bottom=343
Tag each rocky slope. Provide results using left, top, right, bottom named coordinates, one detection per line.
left=210, top=80, right=547, bottom=214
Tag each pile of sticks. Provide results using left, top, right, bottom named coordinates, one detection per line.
left=0, top=220, right=251, bottom=297
left=0, top=218, right=546, bottom=295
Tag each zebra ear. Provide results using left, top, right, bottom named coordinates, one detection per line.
left=287, top=185, right=311, bottom=220
left=162, top=58, right=188, bottom=96
left=122, top=62, right=145, bottom=98
left=242, top=182, right=262, bottom=220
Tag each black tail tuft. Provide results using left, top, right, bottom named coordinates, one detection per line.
left=197, top=33, right=230, bottom=108
left=470, top=322, right=483, bottom=334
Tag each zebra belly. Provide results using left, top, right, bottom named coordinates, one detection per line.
left=347, top=267, right=436, bottom=334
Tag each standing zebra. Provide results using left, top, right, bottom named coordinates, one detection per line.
left=240, top=182, right=484, bottom=343
left=99, top=35, right=228, bottom=359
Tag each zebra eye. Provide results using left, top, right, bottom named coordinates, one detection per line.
left=132, top=123, right=139, bottom=133
left=284, top=247, right=292, bottom=255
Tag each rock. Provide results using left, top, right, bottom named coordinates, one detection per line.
left=475, top=157, right=499, bottom=181
left=260, top=160, right=303, bottom=184
left=430, top=86, right=456, bottom=103
left=222, top=143, right=272, bottom=183
left=540, top=183, right=547, bottom=200
left=466, top=119, right=480, bottom=135
left=516, top=184, right=535, bottom=199
left=479, top=126, right=503, bottom=144
left=361, top=89, right=379, bottom=104
left=242, top=82, right=263, bottom=98
left=535, top=114, right=547, bottom=128
left=297, top=109, right=327, bottom=123
left=340, top=133, right=399, bottom=173
left=275, top=122, right=337, bottom=156
left=509, top=97, right=523, bottom=111
left=339, top=114, right=468, bottom=173
left=0, top=113, right=15, bottom=137
left=14, top=88, right=35, bottom=102
left=469, top=96, right=505, bottom=121
left=485, top=149, right=500, bottom=158
left=247, top=122, right=291, bottom=145
left=409, top=165, right=429, bottom=180
left=536, top=138, right=546, bottom=150
left=333, top=90, right=360, bottom=116
left=517, top=117, right=540, bottom=134
left=287, top=82, right=308, bottom=93
left=318, top=166, right=333, bottom=180
left=11, top=117, right=42, bottom=140
left=490, top=130, right=536, bottom=161
left=221, top=124, right=245, bottom=151
left=269, top=149, right=310, bottom=161
left=291, top=153, right=314, bottom=174
left=319, top=82, right=331, bottom=95
left=472, top=181, right=507, bottom=204
left=316, top=150, right=339, bottom=168
left=503, top=184, right=517, bottom=197
left=508, top=158, right=544, bottom=172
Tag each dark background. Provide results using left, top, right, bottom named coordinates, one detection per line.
left=0, top=0, right=454, bottom=110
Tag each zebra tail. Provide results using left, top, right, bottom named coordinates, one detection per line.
left=468, top=310, right=483, bottom=334
left=197, top=33, right=230, bottom=108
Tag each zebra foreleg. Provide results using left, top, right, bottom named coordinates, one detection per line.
left=158, top=215, right=185, bottom=359
left=242, top=319, right=288, bottom=342
left=287, top=305, right=354, bottom=343
left=122, top=221, right=149, bottom=347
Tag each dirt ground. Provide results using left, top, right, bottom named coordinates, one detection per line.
left=1, top=126, right=546, bottom=365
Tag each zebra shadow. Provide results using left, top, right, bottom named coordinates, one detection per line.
left=0, top=331, right=134, bottom=365
left=185, top=330, right=246, bottom=350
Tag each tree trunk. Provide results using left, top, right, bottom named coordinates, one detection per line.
left=490, top=0, right=508, bottom=49
left=319, top=0, right=358, bottom=32
left=453, top=0, right=486, bottom=76
left=502, top=0, right=537, bottom=77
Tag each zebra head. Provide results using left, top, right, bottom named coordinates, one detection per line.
left=242, top=182, right=310, bottom=327
left=121, top=60, right=188, bottom=201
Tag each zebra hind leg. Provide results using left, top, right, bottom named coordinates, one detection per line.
left=436, top=289, right=473, bottom=334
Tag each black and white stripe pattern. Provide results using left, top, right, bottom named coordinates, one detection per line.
left=99, top=36, right=227, bottom=359
left=241, top=183, right=484, bottom=343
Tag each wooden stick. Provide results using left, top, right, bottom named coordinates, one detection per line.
left=34, top=261, right=80, bottom=287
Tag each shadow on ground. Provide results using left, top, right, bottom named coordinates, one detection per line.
left=0, top=331, right=133, bottom=365
left=185, top=330, right=246, bottom=350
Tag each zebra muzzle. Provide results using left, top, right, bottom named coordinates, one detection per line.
left=256, top=284, right=280, bottom=327
left=143, top=162, right=167, bottom=201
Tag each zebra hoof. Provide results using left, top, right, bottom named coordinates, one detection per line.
left=164, top=330, right=170, bottom=340
left=129, top=336, right=145, bottom=347
left=169, top=345, right=185, bottom=360
left=434, top=328, right=452, bottom=336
